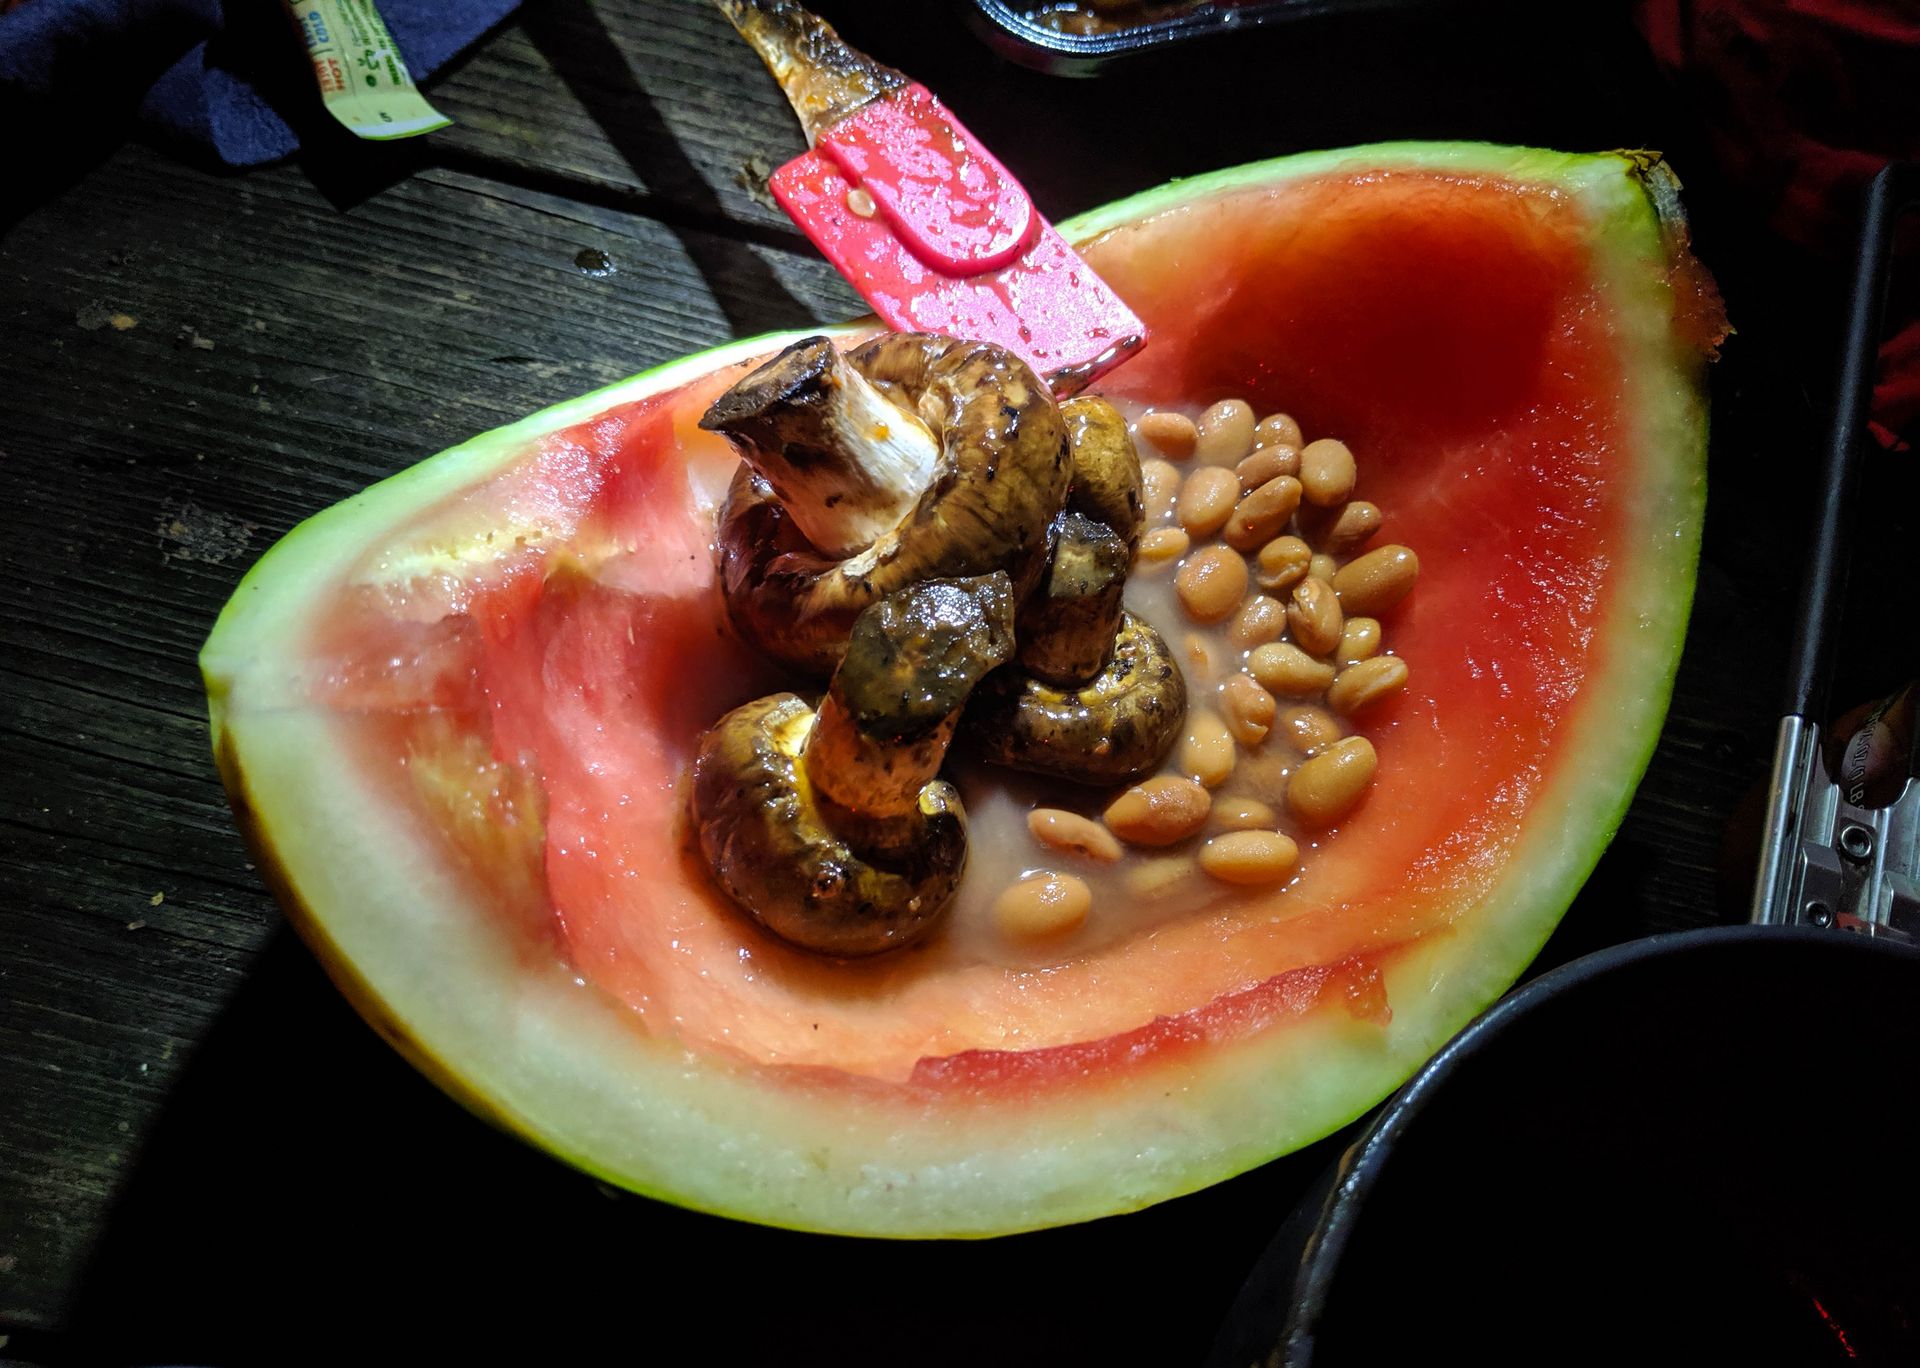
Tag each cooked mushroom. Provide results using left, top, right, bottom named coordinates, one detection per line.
left=976, top=392, right=1178, bottom=775
left=961, top=610, right=1187, bottom=786
left=699, top=332, right=941, bottom=559
left=1016, top=511, right=1130, bottom=686
left=707, top=333, right=1071, bottom=677
left=691, top=695, right=966, bottom=957
left=692, top=573, right=1015, bottom=956
left=1059, top=394, right=1145, bottom=554
left=807, top=573, right=1018, bottom=830
left=1014, top=395, right=1145, bottom=685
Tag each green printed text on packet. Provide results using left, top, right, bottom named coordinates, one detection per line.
left=288, top=0, right=452, bottom=140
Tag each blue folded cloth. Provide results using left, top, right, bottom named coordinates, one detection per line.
left=0, top=0, right=518, bottom=166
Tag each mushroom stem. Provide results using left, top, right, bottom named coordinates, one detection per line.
left=805, top=572, right=1016, bottom=820
left=700, top=336, right=941, bottom=558
left=1017, top=512, right=1130, bottom=686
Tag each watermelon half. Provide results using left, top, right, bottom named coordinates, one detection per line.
left=202, top=143, right=1719, bottom=1236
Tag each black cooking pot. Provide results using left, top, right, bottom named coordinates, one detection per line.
left=1208, top=926, right=1920, bottom=1367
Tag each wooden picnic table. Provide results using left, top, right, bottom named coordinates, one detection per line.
left=2, top=1, right=1900, bottom=1362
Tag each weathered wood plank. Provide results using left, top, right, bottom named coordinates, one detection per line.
left=430, top=0, right=809, bottom=233
left=0, top=138, right=858, bottom=1333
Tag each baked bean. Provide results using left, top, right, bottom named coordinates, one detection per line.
left=1175, top=545, right=1249, bottom=624
left=980, top=401, right=1419, bottom=921
left=1137, top=410, right=1198, bottom=461
left=1328, top=655, right=1409, bottom=716
left=1126, top=854, right=1197, bottom=900
left=994, top=871, right=1092, bottom=938
left=1222, top=672, right=1277, bottom=746
left=1254, top=536, right=1312, bottom=593
left=1224, top=475, right=1303, bottom=551
left=1336, top=616, right=1381, bottom=665
left=1276, top=705, right=1342, bottom=754
left=1299, top=438, right=1357, bottom=506
left=1317, top=500, right=1383, bottom=556
left=1249, top=642, right=1337, bottom=696
left=1194, top=398, right=1256, bottom=467
left=1027, top=808, right=1124, bottom=863
left=1288, top=577, right=1344, bottom=656
left=1236, top=445, right=1299, bottom=492
left=1229, top=595, right=1288, bottom=649
left=1212, top=795, right=1279, bottom=830
left=1178, top=466, right=1241, bottom=538
left=1141, top=458, right=1182, bottom=521
left=1180, top=710, right=1237, bottom=788
left=1254, top=413, right=1304, bottom=450
left=1288, top=736, right=1377, bottom=827
left=1184, top=631, right=1220, bottom=685
left=1200, top=831, right=1300, bottom=885
left=1137, top=526, right=1190, bottom=569
left=1104, top=775, right=1212, bottom=846
left=1332, top=545, right=1420, bottom=615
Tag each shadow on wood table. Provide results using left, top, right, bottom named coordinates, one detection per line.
left=505, top=0, right=822, bottom=337
left=55, top=930, right=1340, bottom=1366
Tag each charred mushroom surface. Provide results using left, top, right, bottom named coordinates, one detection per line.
left=965, top=392, right=1182, bottom=781
left=710, top=333, right=1071, bottom=677
left=693, top=334, right=1190, bottom=954
left=1059, top=395, right=1145, bottom=555
left=1016, top=511, right=1131, bottom=686
left=692, top=574, right=1015, bottom=956
left=1014, top=395, right=1145, bottom=686
left=963, top=610, right=1187, bottom=786
left=807, top=572, right=1016, bottom=829
left=700, top=335, right=940, bottom=559
left=693, top=695, right=967, bottom=958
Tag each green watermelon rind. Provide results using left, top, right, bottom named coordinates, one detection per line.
left=203, top=142, right=1708, bottom=1236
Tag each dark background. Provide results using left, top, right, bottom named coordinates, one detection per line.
left=2, top=0, right=1912, bottom=1363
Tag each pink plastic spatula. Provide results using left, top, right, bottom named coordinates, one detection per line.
left=716, top=0, right=1147, bottom=393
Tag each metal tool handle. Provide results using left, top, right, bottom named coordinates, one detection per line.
left=1783, top=164, right=1913, bottom=724
left=1751, top=162, right=1920, bottom=935
left=712, top=0, right=907, bottom=145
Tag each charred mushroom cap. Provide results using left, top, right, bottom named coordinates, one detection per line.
left=710, top=333, right=1071, bottom=678
left=1014, top=395, right=1147, bottom=686
left=805, top=572, right=1015, bottom=826
left=1059, top=395, right=1144, bottom=555
left=692, top=574, right=1015, bottom=956
left=961, top=611, right=1186, bottom=786
left=692, top=695, right=966, bottom=957
left=1016, top=512, right=1130, bottom=687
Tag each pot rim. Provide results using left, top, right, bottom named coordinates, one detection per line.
left=1281, top=922, right=1920, bottom=1360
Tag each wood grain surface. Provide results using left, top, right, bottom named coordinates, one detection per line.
left=0, top=1, right=1899, bottom=1363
